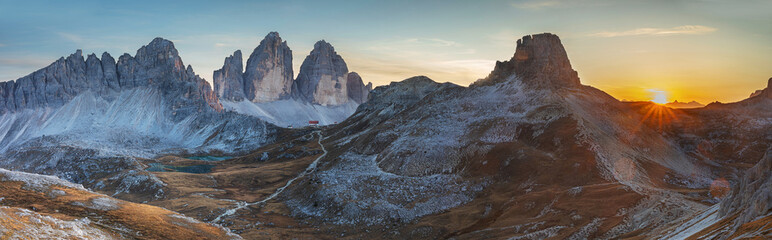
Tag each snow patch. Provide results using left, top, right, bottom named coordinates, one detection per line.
left=221, top=99, right=358, bottom=127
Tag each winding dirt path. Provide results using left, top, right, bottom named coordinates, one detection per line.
left=212, top=130, right=327, bottom=223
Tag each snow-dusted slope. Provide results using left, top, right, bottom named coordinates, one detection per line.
left=0, top=37, right=277, bottom=157
left=221, top=99, right=358, bottom=127
left=0, top=38, right=279, bottom=200
left=0, top=88, right=275, bottom=158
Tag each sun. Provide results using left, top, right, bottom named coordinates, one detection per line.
left=648, top=89, right=668, bottom=104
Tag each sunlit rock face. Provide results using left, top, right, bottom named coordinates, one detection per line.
left=214, top=32, right=294, bottom=102
left=243, top=32, right=294, bottom=102
left=483, top=33, right=581, bottom=89
left=292, top=40, right=350, bottom=106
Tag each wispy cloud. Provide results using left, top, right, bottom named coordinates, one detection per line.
left=511, top=0, right=562, bottom=9
left=589, top=25, right=717, bottom=38
left=366, top=37, right=474, bottom=58
left=488, top=29, right=523, bottom=47
left=214, top=43, right=227, bottom=47
left=404, top=38, right=460, bottom=47
left=370, top=38, right=462, bottom=52
left=0, top=57, right=52, bottom=67
left=0, top=43, right=5, bottom=47
left=57, top=32, right=83, bottom=43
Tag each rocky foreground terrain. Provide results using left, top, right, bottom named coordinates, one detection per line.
left=0, top=32, right=768, bottom=239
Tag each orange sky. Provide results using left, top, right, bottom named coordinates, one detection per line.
left=1, top=1, right=770, bottom=104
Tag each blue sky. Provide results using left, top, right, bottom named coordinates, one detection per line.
left=1, top=0, right=770, bottom=103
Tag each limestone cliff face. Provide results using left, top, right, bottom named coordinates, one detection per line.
left=719, top=148, right=771, bottom=235
left=213, top=33, right=370, bottom=106
left=482, top=33, right=580, bottom=89
left=293, top=40, right=351, bottom=106
left=749, top=77, right=772, bottom=99
left=213, top=32, right=294, bottom=102
left=213, top=50, right=246, bottom=101
left=242, top=32, right=294, bottom=102
left=345, top=72, right=371, bottom=104
left=0, top=37, right=222, bottom=115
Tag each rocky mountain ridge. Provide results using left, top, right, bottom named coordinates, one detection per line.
left=665, top=100, right=705, bottom=109
left=0, top=38, right=222, bottom=116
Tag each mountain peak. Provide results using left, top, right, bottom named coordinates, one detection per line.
left=514, top=33, right=580, bottom=88
left=242, top=31, right=294, bottom=102
left=767, top=77, right=771, bottom=90
left=748, top=77, right=772, bottom=99
left=149, top=37, right=174, bottom=46
left=293, top=39, right=350, bottom=105
left=483, top=33, right=580, bottom=89
left=313, top=40, right=334, bottom=52
left=266, top=31, right=281, bottom=39
left=213, top=50, right=247, bottom=101
left=260, top=31, right=285, bottom=45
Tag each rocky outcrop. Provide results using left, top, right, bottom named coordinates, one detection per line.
left=345, top=72, right=371, bottom=104
left=213, top=50, right=246, bottom=101
left=749, top=77, right=772, bottom=99
left=292, top=40, right=351, bottom=106
left=482, top=33, right=580, bottom=89
left=719, top=148, right=771, bottom=236
left=242, top=32, right=294, bottom=102
left=0, top=38, right=222, bottom=115
left=356, top=76, right=456, bottom=117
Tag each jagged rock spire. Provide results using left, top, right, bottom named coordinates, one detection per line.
left=213, top=32, right=294, bottom=102
left=213, top=50, right=246, bottom=101
left=243, top=32, right=294, bottom=102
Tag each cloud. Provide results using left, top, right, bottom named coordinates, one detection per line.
left=214, top=43, right=227, bottom=47
left=488, top=29, right=523, bottom=47
left=0, top=43, right=5, bottom=47
left=511, top=0, right=562, bottom=9
left=589, top=25, right=717, bottom=37
left=404, top=38, right=460, bottom=47
left=57, top=32, right=83, bottom=43
left=0, top=57, right=52, bottom=68
left=369, top=38, right=463, bottom=53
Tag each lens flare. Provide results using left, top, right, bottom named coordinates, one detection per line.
left=637, top=103, right=680, bottom=131
left=648, top=89, right=668, bottom=104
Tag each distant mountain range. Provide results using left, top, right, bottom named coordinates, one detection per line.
left=665, top=100, right=705, bottom=108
